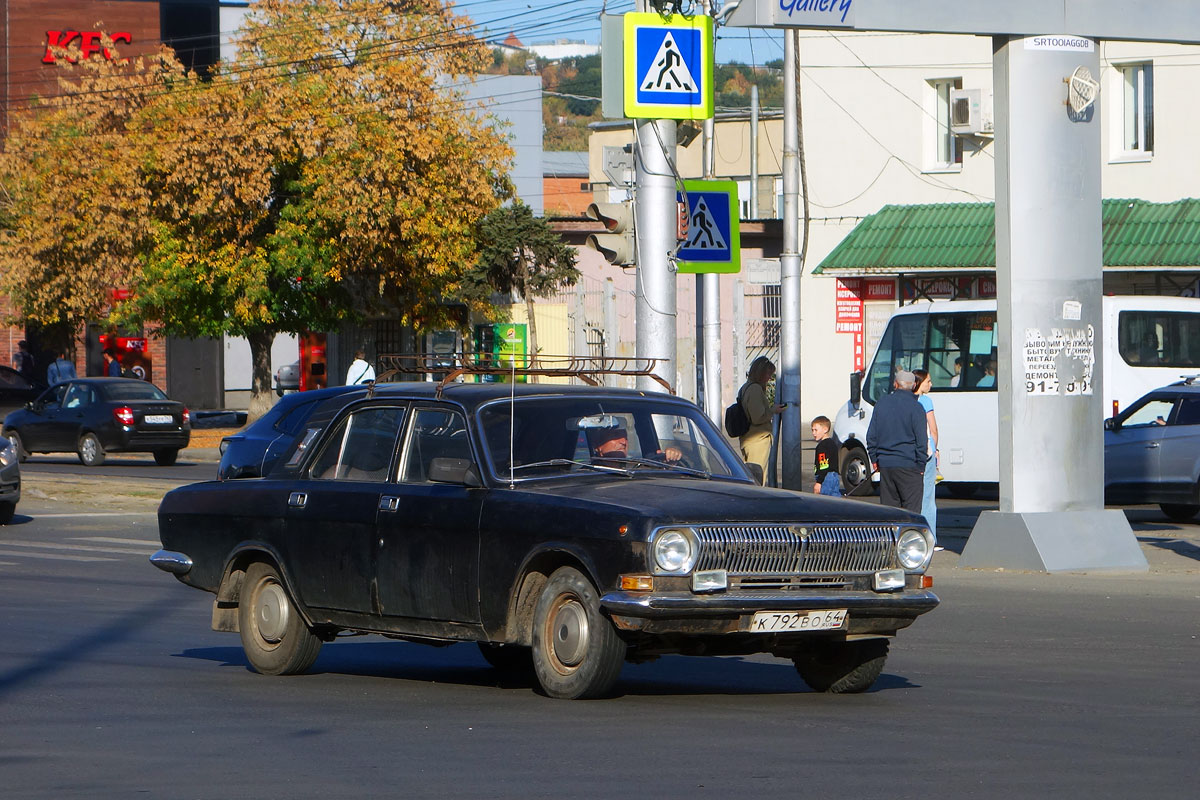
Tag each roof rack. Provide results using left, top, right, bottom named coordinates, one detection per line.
left=1179, top=374, right=1200, bottom=385
left=375, top=353, right=675, bottom=397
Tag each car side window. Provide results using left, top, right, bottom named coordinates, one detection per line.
left=309, top=407, right=404, bottom=481
left=398, top=407, right=471, bottom=483
left=1122, top=398, right=1176, bottom=428
left=63, top=384, right=91, bottom=409
left=1172, top=397, right=1200, bottom=426
left=43, top=383, right=69, bottom=409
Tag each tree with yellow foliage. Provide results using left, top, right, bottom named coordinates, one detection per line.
left=1, top=0, right=512, bottom=418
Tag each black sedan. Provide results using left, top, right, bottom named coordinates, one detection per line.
left=3, top=378, right=191, bottom=466
left=218, top=385, right=356, bottom=479
left=0, top=433, right=19, bottom=524
left=152, top=383, right=938, bottom=699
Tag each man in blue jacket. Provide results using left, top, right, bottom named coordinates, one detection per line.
left=865, top=369, right=928, bottom=513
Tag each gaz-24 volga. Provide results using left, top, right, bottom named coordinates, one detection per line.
left=152, top=383, right=938, bottom=699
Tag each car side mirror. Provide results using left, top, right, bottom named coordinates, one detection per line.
left=1105, top=417, right=1119, bottom=432
left=849, top=371, right=862, bottom=407
left=428, top=457, right=482, bottom=487
left=745, top=463, right=765, bottom=485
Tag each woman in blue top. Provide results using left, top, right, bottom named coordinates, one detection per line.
left=911, top=369, right=939, bottom=540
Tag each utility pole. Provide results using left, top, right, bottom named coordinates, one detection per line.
left=700, top=0, right=721, bottom=421
left=778, top=28, right=803, bottom=490
left=634, top=0, right=678, bottom=393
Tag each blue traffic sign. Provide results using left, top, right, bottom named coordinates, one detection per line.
left=676, top=180, right=740, bottom=274
left=623, top=13, right=714, bottom=120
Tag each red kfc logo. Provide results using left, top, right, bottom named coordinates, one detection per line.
left=43, top=30, right=132, bottom=64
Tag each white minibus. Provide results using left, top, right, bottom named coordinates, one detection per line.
left=832, top=296, right=1200, bottom=493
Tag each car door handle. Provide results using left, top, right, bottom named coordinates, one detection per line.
left=379, top=496, right=400, bottom=513
left=1146, top=442, right=1160, bottom=449
left=288, top=492, right=307, bottom=508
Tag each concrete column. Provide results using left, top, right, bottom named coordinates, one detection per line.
left=961, top=35, right=1145, bottom=572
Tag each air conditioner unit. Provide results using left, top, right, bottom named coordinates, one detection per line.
left=950, top=88, right=993, bottom=136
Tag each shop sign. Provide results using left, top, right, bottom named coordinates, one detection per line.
left=43, top=31, right=132, bottom=64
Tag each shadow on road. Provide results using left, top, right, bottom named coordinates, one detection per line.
left=0, top=591, right=188, bottom=699
left=177, top=641, right=918, bottom=697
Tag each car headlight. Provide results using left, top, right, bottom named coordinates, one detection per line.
left=897, top=527, right=933, bottom=571
left=651, top=527, right=698, bottom=574
left=0, top=440, right=16, bottom=467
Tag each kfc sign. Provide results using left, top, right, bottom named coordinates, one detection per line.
left=43, top=31, right=132, bottom=64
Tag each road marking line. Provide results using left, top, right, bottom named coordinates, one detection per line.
left=0, top=549, right=114, bottom=562
left=29, top=512, right=158, bottom=518
left=75, top=537, right=161, bottom=547
left=0, top=540, right=154, bottom=555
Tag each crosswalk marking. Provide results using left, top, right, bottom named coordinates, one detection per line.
left=0, top=549, right=114, bottom=562
left=0, top=539, right=154, bottom=556
left=31, top=512, right=157, bottom=519
left=76, top=536, right=161, bottom=547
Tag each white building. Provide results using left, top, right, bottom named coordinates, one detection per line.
left=581, top=33, right=1200, bottom=422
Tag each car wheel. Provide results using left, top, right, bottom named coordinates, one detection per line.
left=77, top=433, right=105, bottom=467
left=1159, top=503, right=1199, bottom=523
left=238, top=562, right=322, bottom=676
left=0, top=501, right=15, bottom=525
left=793, top=638, right=889, bottom=693
left=478, top=642, right=534, bottom=675
left=840, top=446, right=873, bottom=496
left=530, top=566, right=626, bottom=699
left=153, top=448, right=180, bottom=466
left=3, top=429, right=27, bottom=462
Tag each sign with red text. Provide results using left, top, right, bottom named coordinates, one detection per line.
left=43, top=31, right=132, bottom=64
left=835, top=278, right=863, bottom=333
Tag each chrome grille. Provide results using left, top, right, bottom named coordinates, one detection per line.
left=693, top=524, right=898, bottom=577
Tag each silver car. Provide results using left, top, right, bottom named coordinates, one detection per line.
left=1104, top=378, right=1200, bottom=521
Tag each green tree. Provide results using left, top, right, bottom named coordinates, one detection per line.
left=463, top=201, right=578, bottom=364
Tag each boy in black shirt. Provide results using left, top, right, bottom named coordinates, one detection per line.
left=811, top=416, right=842, bottom=496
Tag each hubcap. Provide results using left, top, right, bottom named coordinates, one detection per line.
left=549, top=597, right=589, bottom=668
left=82, top=438, right=97, bottom=462
left=254, top=580, right=289, bottom=643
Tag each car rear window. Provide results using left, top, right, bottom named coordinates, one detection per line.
left=101, top=383, right=169, bottom=402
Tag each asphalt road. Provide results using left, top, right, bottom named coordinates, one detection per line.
left=0, top=475, right=1196, bottom=798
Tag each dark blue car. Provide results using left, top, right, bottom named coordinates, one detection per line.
left=218, top=386, right=357, bottom=479
left=1104, top=377, right=1200, bottom=521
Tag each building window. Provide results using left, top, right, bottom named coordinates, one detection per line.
left=1120, top=63, right=1154, bottom=155
left=926, top=78, right=964, bottom=170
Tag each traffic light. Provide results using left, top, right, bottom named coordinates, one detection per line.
left=585, top=201, right=636, bottom=266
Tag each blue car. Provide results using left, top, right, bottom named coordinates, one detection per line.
left=218, top=386, right=358, bottom=479
left=1104, top=377, right=1200, bottom=521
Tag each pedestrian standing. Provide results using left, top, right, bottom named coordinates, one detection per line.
left=46, top=350, right=77, bottom=385
left=103, top=348, right=123, bottom=377
left=346, top=349, right=375, bottom=385
left=912, top=368, right=939, bottom=538
left=12, top=340, right=34, bottom=380
left=737, top=356, right=784, bottom=483
left=865, top=369, right=928, bottom=513
left=811, top=415, right=843, bottom=496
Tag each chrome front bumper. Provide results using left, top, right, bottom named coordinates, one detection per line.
left=601, top=589, right=940, bottom=636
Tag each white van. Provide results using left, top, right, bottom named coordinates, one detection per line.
left=832, top=296, right=1200, bottom=493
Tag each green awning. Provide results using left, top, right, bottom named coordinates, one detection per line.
left=814, top=198, right=1200, bottom=274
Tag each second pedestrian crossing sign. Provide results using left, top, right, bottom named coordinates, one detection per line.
left=624, top=13, right=714, bottom=120
left=676, top=180, right=740, bottom=274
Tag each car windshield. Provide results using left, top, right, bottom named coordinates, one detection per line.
left=478, top=396, right=741, bottom=480
left=101, top=382, right=169, bottom=402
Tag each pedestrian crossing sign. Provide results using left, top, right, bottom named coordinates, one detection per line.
left=624, top=13, right=714, bottom=120
left=676, top=180, right=740, bottom=274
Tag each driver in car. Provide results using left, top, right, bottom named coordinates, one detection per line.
left=587, top=426, right=683, bottom=466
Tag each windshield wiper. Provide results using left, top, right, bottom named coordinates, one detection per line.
left=598, top=457, right=712, bottom=478
left=507, top=458, right=632, bottom=476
